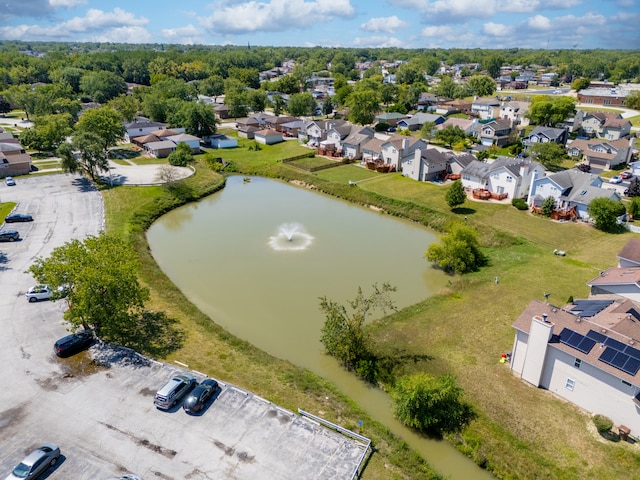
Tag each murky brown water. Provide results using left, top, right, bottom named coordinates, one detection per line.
left=147, top=175, right=495, bottom=479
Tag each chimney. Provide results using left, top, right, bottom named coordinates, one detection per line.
left=402, top=138, right=409, bottom=151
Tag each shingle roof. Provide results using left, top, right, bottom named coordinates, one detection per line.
left=618, top=238, right=640, bottom=265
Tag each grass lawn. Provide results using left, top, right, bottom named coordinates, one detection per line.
left=0, top=202, right=16, bottom=219
left=628, top=114, right=640, bottom=127
left=100, top=137, right=640, bottom=480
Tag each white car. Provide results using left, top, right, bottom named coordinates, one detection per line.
left=609, top=175, right=623, bottom=184
left=26, top=285, right=54, bottom=302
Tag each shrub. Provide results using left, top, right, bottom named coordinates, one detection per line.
left=593, top=414, right=614, bottom=434
left=512, top=198, right=528, bottom=210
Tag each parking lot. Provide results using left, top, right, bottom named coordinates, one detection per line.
left=0, top=174, right=369, bottom=479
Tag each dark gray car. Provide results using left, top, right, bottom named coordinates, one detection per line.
left=0, top=230, right=20, bottom=242
left=6, top=444, right=60, bottom=479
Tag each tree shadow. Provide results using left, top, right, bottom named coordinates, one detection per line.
left=71, top=177, right=98, bottom=192
left=452, top=207, right=476, bottom=215
left=116, top=310, right=186, bottom=358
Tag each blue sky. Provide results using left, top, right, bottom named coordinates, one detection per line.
left=1, top=0, right=638, bottom=49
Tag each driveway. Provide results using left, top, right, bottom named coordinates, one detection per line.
left=104, top=160, right=194, bottom=186
left=0, top=175, right=367, bottom=480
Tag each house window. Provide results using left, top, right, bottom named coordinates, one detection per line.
left=604, top=100, right=611, bottom=105
left=574, top=358, right=581, bottom=368
left=565, top=378, right=575, bottom=391
left=622, top=380, right=632, bottom=387
left=506, top=176, right=513, bottom=182
left=462, top=174, right=470, bottom=181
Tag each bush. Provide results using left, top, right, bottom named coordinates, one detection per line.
left=512, top=198, right=528, bottom=210
left=593, top=414, right=614, bottom=434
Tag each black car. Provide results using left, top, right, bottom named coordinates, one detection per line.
left=54, top=331, right=94, bottom=357
left=182, top=378, right=218, bottom=414
left=0, top=229, right=20, bottom=242
left=5, top=213, right=34, bottom=223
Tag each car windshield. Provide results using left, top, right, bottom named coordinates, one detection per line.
left=12, top=462, right=30, bottom=478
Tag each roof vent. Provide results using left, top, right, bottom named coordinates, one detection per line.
left=576, top=317, right=582, bottom=323
left=542, top=313, right=548, bottom=322
left=601, top=328, right=607, bottom=333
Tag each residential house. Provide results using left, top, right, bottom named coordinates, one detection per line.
left=566, top=137, right=635, bottom=170
left=499, top=101, right=530, bottom=127
left=166, top=133, right=202, bottom=153
left=471, top=97, right=500, bottom=120
left=447, top=152, right=477, bottom=175
left=280, top=119, right=306, bottom=138
left=560, top=110, right=585, bottom=133
left=325, top=123, right=360, bottom=149
left=0, top=141, right=32, bottom=177
left=124, top=117, right=167, bottom=142
left=361, top=137, right=386, bottom=163
left=401, top=147, right=449, bottom=182
left=510, top=298, right=640, bottom=434
left=437, top=117, right=478, bottom=136
left=461, top=156, right=544, bottom=199
left=417, top=92, right=438, bottom=110
left=302, top=119, right=347, bottom=146
left=396, top=113, right=445, bottom=132
left=435, top=99, right=472, bottom=116
left=340, top=126, right=375, bottom=160
left=205, top=134, right=238, bottom=149
left=213, top=104, right=231, bottom=119
left=151, top=128, right=183, bottom=139
left=380, top=136, right=428, bottom=171
left=144, top=140, right=176, bottom=158
left=375, top=112, right=407, bottom=127
left=254, top=129, right=283, bottom=145
left=581, top=112, right=631, bottom=140
left=522, top=126, right=568, bottom=148
left=617, top=238, right=640, bottom=268
left=264, top=115, right=300, bottom=133
left=577, top=87, right=631, bottom=107
left=588, top=267, right=640, bottom=302
left=528, top=168, right=622, bottom=220
left=478, top=118, right=516, bottom=147
left=236, top=117, right=262, bottom=139
left=131, top=134, right=161, bottom=148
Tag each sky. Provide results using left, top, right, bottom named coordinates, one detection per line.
left=1, top=0, right=638, bottom=50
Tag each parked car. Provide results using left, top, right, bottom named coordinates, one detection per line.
left=183, top=378, right=219, bottom=414
left=621, top=171, right=633, bottom=179
left=609, top=175, right=623, bottom=184
left=5, top=213, right=33, bottom=223
left=0, top=229, right=20, bottom=242
left=104, top=475, right=142, bottom=480
left=154, top=373, right=197, bottom=410
left=575, top=163, right=591, bottom=173
left=26, top=285, right=54, bottom=302
left=5, top=176, right=16, bottom=186
left=54, top=330, right=94, bottom=357
left=5, top=444, right=60, bottom=480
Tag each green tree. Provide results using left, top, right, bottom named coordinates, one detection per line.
left=528, top=142, right=565, bottom=171
left=75, top=106, right=125, bottom=154
left=625, top=91, right=640, bottom=110
left=107, top=94, right=140, bottom=123
left=467, top=74, right=496, bottom=97
left=4, top=84, right=37, bottom=120
left=170, top=101, right=218, bottom=138
left=391, top=373, right=475, bottom=436
left=80, top=70, right=127, bottom=103
left=425, top=223, right=486, bottom=274
left=198, top=75, right=225, bottom=100
left=0, top=95, right=10, bottom=115
left=420, top=121, right=437, bottom=142
left=571, top=77, right=591, bottom=91
left=346, top=89, right=380, bottom=125
left=627, top=177, right=640, bottom=197
left=247, top=89, right=268, bottom=113
left=526, top=95, right=576, bottom=126
left=541, top=196, right=556, bottom=217
left=628, top=196, right=640, bottom=219
left=435, top=75, right=458, bottom=98
left=27, top=233, right=157, bottom=346
left=19, top=113, right=72, bottom=153
left=287, top=92, right=316, bottom=117
left=57, top=131, right=108, bottom=181
left=319, top=283, right=397, bottom=381
left=272, top=94, right=286, bottom=116
left=435, top=125, right=466, bottom=148
left=167, top=142, right=193, bottom=167
left=588, top=197, right=626, bottom=233
left=445, top=180, right=466, bottom=209
left=381, top=83, right=398, bottom=106
left=483, top=54, right=504, bottom=78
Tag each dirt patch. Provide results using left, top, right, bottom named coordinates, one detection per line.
left=289, top=179, right=317, bottom=190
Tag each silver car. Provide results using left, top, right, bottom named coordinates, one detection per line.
left=104, top=475, right=143, bottom=480
left=5, top=444, right=60, bottom=479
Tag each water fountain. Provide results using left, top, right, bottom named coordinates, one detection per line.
left=268, top=222, right=314, bottom=251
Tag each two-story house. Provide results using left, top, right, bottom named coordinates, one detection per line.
left=499, top=100, right=530, bottom=127
left=566, top=137, right=635, bottom=170
left=396, top=113, right=446, bottom=132
left=302, top=119, right=347, bottom=146
left=471, top=97, right=500, bottom=120
left=401, top=148, right=449, bottom=182
left=338, top=125, right=375, bottom=160
left=380, top=136, right=428, bottom=172
left=478, top=118, right=516, bottom=147
left=461, top=156, right=544, bottom=199
left=581, top=112, right=631, bottom=139
left=522, top=126, right=568, bottom=148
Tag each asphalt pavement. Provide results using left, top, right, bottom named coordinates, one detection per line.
left=0, top=174, right=368, bottom=480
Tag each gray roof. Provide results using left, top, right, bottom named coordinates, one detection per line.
left=526, top=126, right=566, bottom=141
left=462, top=156, right=535, bottom=179
left=342, top=126, right=374, bottom=146
left=167, top=133, right=201, bottom=143
left=420, top=148, right=449, bottom=166
left=541, top=169, right=616, bottom=205
left=145, top=140, right=176, bottom=150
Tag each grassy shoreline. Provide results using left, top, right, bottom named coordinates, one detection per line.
left=103, top=139, right=640, bottom=480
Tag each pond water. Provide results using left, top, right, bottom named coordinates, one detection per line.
left=147, top=175, right=495, bottom=479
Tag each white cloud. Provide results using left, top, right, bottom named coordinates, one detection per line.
left=421, top=25, right=457, bottom=37
left=57, top=8, right=148, bottom=34
left=496, top=0, right=540, bottom=13
left=162, top=24, right=205, bottom=44
left=482, top=22, right=515, bottom=37
left=199, top=0, right=355, bottom=34
left=49, top=0, right=87, bottom=7
left=360, top=16, right=408, bottom=33
left=420, top=25, right=476, bottom=47
left=526, top=15, right=552, bottom=30
left=92, top=26, right=153, bottom=44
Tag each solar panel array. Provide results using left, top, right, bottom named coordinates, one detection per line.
left=558, top=328, right=640, bottom=376
left=586, top=329, right=640, bottom=376
left=569, top=300, right=614, bottom=317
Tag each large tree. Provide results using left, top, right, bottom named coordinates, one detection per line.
left=391, top=373, right=475, bottom=435
left=346, top=89, right=379, bottom=125
left=80, top=70, right=127, bottom=103
left=107, top=94, right=140, bottom=123
left=28, top=233, right=149, bottom=340
left=626, top=91, right=640, bottom=110
left=526, top=95, right=576, bottom=127
left=170, top=101, right=218, bottom=138
left=75, top=106, right=125, bottom=154
left=57, top=131, right=108, bottom=181
left=425, top=223, right=486, bottom=274
left=319, top=283, right=396, bottom=381
left=287, top=92, right=316, bottom=117
left=435, top=125, right=466, bottom=148
left=528, top=142, right=566, bottom=171
left=467, top=74, right=496, bottom=97
left=19, top=113, right=73, bottom=153
left=588, top=197, right=626, bottom=233
left=445, top=180, right=467, bottom=209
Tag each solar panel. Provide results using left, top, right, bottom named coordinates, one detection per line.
left=622, top=357, right=640, bottom=376
left=586, top=330, right=607, bottom=343
left=599, top=347, right=617, bottom=363
left=566, top=332, right=584, bottom=349
left=559, top=328, right=574, bottom=343
left=576, top=337, right=596, bottom=354
left=611, top=352, right=630, bottom=369
left=605, top=337, right=626, bottom=351
left=625, top=346, right=640, bottom=361
left=570, top=300, right=614, bottom=317
left=627, top=308, right=640, bottom=321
